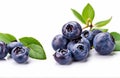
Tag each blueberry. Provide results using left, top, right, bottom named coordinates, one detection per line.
left=93, top=32, right=115, bottom=55
left=90, top=30, right=102, bottom=45
left=81, top=30, right=92, bottom=39
left=52, top=34, right=69, bottom=51
left=81, top=30, right=102, bottom=47
left=71, top=43, right=89, bottom=61
left=67, top=41, right=75, bottom=52
left=78, top=37, right=91, bottom=51
left=67, top=36, right=90, bottom=52
left=62, top=21, right=82, bottom=40
left=53, top=49, right=72, bottom=65
left=91, top=29, right=102, bottom=38
left=12, top=46, right=29, bottom=64
left=81, top=30, right=93, bottom=46
left=0, top=41, right=8, bottom=59
left=7, top=42, right=23, bottom=54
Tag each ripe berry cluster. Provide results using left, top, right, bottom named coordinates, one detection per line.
left=0, top=41, right=29, bottom=64
left=52, top=21, right=115, bottom=65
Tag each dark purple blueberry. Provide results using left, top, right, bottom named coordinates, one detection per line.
left=67, top=36, right=90, bottom=52
left=62, top=21, right=82, bottom=40
left=71, top=43, right=89, bottom=61
left=81, top=30, right=93, bottom=47
left=12, top=46, right=29, bottom=64
left=52, top=34, right=69, bottom=51
left=81, top=30, right=102, bottom=47
left=67, top=41, right=75, bottom=52
left=78, top=37, right=90, bottom=51
left=0, top=41, right=8, bottom=59
left=92, top=29, right=102, bottom=38
left=93, top=32, right=115, bottom=55
left=90, top=29, right=102, bottom=45
left=7, top=42, right=23, bottom=54
left=53, top=49, right=72, bottom=65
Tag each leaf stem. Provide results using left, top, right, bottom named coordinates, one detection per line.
left=90, top=24, right=93, bottom=30
left=82, top=18, right=94, bottom=30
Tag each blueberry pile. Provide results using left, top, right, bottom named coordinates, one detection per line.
left=0, top=41, right=29, bottom=64
left=52, top=21, right=115, bottom=65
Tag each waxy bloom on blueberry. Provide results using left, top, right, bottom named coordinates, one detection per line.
left=53, top=49, right=72, bottom=65
left=93, top=32, right=115, bottom=55
left=81, top=30, right=102, bottom=47
left=7, top=42, right=23, bottom=54
left=52, top=34, right=69, bottom=51
left=71, top=43, right=89, bottom=61
left=67, top=36, right=90, bottom=52
left=12, top=46, right=29, bottom=64
left=62, top=21, right=82, bottom=40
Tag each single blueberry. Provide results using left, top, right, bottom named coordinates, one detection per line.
left=93, top=32, right=115, bottom=55
left=78, top=37, right=91, bottom=51
left=53, top=49, right=73, bottom=65
left=52, top=34, right=69, bottom=51
left=81, top=30, right=92, bottom=39
left=62, top=21, right=82, bottom=40
left=67, top=36, right=90, bottom=52
left=91, top=29, right=102, bottom=38
left=81, top=30, right=93, bottom=47
left=71, top=43, right=89, bottom=61
left=0, top=41, right=8, bottom=59
left=12, top=46, right=29, bottom=64
left=7, top=42, right=23, bottom=54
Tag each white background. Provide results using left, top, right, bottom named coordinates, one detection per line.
left=0, top=0, right=120, bottom=78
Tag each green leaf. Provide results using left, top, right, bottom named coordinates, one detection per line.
left=0, top=33, right=16, bottom=44
left=82, top=3, right=95, bottom=22
left=95, top=17, right=112, bottom=27
left=110, top=32, right=120, bottom=51
left=92, top=28, right=108, bottom=32
left=4, top=33, right=16, bottom=42
left=114, top=40, right=120, bottom=51
left=110, top=32, right=120, bottom=41
left=71, top=9, right=86, bottom=24
left=19, top=37, right=46, bottom=59
left=19, top=37, right=43, bottom=47
left=28, top=44, right=46, bottom=60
